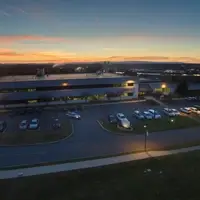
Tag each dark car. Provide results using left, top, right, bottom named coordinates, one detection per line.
left=0, top=121, right=6, bottom=132
left=35, top=108, right=43, bottom=113
left=26, top=108, right=34, bottom=114
left=77, top=105, right=84, bottom=111
left=16, top=109, right=26, bottom=115
left=69, top=107, right=77, bottom=112
left=108, top=114, right=117, bottom=124
left=52, top=119, right=61, bottom=129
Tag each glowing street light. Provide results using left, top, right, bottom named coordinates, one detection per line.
left=144, top=125, right=148, bottom=151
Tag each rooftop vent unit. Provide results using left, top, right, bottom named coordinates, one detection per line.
left=36, top=68, right=45, bottom=77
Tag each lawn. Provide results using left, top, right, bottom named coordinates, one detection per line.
left=99, top=116, right=200, bottom=134
left=1, top=151, right=200, bottom=200
left=0, top=120, right=73, bottom=145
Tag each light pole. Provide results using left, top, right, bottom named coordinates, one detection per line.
left=144, top=125, right=148, bottom=151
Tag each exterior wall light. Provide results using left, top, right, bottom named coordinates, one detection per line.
left=62, top=83, right=68, bottom=86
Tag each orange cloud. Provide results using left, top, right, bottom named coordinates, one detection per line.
left=0, top=49, right=200, bottom=63
left=0, top=35, right=68, bottom=44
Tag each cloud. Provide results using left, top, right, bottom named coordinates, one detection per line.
left=0, top=48, right=77, bottom=63
left=107, top=56, right=200, bottom=63
left=0, top=10, right=10, bottom=17
left=0, top=48, right=200, bottom=63
left=0, top=35, right=68, bottom=44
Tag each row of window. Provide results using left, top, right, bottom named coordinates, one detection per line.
left=0, top=83, right=134, bottom=93
left=1, top=93, right=134, bottom=104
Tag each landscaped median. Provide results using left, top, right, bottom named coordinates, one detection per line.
left=0, top=120, right=73, bottom=145
left=98, top=116, right=200, bottom=134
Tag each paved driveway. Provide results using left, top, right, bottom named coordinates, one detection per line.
left=0, top=101, right=200, bottom=168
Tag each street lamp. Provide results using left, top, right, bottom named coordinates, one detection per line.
left=144, top=125, right=149, bottom=151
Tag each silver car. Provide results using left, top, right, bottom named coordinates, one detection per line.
left=133, top=110, right=145, bottom=120
left=180, top=107, right=191, bottom=114
left=171, top=109, right=180, bottom=116
left=19, top=120, right=28, bottom=130
left=116, top=113, right=131, bottom=129
left=148, top=109, right=161, bottom=119
left=66, top=111, right=81, bottom=119
left=143, top=111, right=153, bottom=120
left=163, top=108, right=176, bottom=117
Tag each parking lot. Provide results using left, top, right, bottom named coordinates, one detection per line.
left=1, top=100, right=200, bottom=168
left=1, top=99, right=200, bottom=139
left=0, top=108, right=74, bottom=145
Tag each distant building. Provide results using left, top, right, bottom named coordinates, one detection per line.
left=0, top=72, right=138, bottom=106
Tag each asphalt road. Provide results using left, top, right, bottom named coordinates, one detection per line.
left=0, top=100, right=200, bottom=168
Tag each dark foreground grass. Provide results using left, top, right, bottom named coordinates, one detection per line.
left=1, top=151, right=200, bottom=200
left=100, top=116, right=200, bottom=134
left=0, top=120, right=72, bottom=145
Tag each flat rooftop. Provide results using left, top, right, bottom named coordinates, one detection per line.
left=0, top=73, right=126, bottom=82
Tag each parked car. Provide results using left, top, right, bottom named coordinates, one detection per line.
left=189, top=107, right=200, bottom=114
left=185, top=96, right=197, bottom=101
left=0, top=121, right=6, bottom=132
left=52, top=118, right=61, bottom=129
left=35, top=108, right=43, bottom=113
left=116, top=113, right=131, bottom=129
left=148, top=109, right=161, bottom=119
left=66, top=111, right=81, bottom=119
left=26, top=108, right=34, bottom=114
left=171, top=109, right=180, bottom=116
left=77, top=105, right=84, bottom=111
left=16, top=110, right=26, bottom=115
left=28, top=118, right=39, bottom=130
left=180, top=107, right=191, bottom=114
left=163, top=108, right=176, bottom=117
left=133, top=110, right=145, bottom=119
left=68, top=107, right=77, bottom=112
left=19, top=120, right=28, bottom=130
left=108, top=114, right=117, bottom=124
left=143, top=111, right=153, bottom=120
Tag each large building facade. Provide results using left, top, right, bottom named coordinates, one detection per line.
left=0, top=73, right=138, bottom=106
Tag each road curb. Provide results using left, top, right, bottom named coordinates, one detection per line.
left=85, top=99, right=146, bottom=107
left=0, top=122, right=74, bottom=147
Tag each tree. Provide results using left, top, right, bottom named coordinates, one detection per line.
left=175, top=80, right=188, bottom=96
left=81, top=92, right=90, bottom=102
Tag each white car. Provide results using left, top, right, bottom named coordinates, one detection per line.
left=133, top=110, right=145, bottom=120
left=189, top=107, right=200, bottom=114
left=19, top=120, right=28, bottom=130
left=163, top=108, right=176, bottom=117
left=171, top=109, right=180, bottom=116
left=66, top=111, right=81, bottom=119
left=143, top=111, right=153, bottom=120
left=148, top=109, right=161, bottom=119
left=116, top=113, right=131, bottom=128
left=28, top=118, right=39, bottom=130
left=180, top=107, right=191, bottom=114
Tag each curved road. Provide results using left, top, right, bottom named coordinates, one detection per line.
left=0, top=102, right=200, bottom=168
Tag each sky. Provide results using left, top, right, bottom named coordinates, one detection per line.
left=0, top=0, right=200, bottom=63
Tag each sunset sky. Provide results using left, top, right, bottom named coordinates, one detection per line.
left=0, top=0, right=200, bottom=63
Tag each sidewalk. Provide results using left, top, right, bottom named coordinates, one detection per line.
left=1, top=145, right=200, bottom=180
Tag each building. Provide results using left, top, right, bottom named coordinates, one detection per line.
left=139, top=77, right=200, bottom=97
left=0, top=72, right=138, bottom=106
left=139, top=78, right=178, bottom=96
